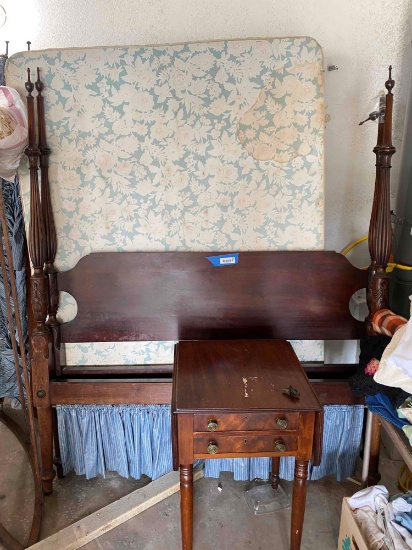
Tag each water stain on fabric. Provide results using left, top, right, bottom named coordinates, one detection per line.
left=237, top=61, right=324, bottom=164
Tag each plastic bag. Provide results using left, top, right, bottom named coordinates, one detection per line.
left=0, top=86, right=28, bottom=181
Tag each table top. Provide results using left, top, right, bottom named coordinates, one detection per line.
left=173, top=339, right=321, bottom=413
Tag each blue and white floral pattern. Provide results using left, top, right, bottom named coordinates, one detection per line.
left=7, top=38, right=324, bottom=364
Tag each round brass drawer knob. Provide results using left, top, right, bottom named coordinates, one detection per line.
left=207, top=419, right=218, bottom=432
left=207, top=442, right=218, bottom=454
left=274, top=440, right=286, bottom=452
left=276, top=418, right=288, bottom=430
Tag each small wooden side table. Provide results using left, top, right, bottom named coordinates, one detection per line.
left=172, top=339, right=322, bottom=550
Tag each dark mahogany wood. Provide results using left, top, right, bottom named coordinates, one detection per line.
left=368, top=69, right=395, bottom=328
left=193, top=432, right=298, bottom=455
left=173, top=340, right=321, bottom=550
left=368, top=414, right=382, bottom=486
left=25, top=69, right=55, bottom=495
left=312, top=382, right=364, bottom=405
left=35, top=68, right=56, bottom=275
left=49, top=380, right=173, bottom=405
left=174, top=340, right=321, bottom=413
left=25, top=69, right=45, bottom=273
left=49, top=378, right=362, bottom=407
left=271, top=456, right=281, bottom=490
left=61, top=364, right=175, bottom=376
left=59, top=251, right=367, bottom=343
left=35, top=67, right=63, bottom=479
left=367, top=68, right=396, bottom=485
left=291, top=460, right=309, bottom=550
left=193, top=412, right=299, bottom=432
left=180, top=465, right=194, bottom=550
left=60, top=362, right=358, bottom=379
left=36, top=69, right=61, bottom=373
left=177, top=415, right=194, bottom=550
left=312, top=411, right=324, bottom=467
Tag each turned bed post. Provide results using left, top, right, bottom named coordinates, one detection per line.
left=35, top=68, right=63, bottom=479
left=367, top=67, right=395, bottom=485
left=25, top=68, right=56, bottom=495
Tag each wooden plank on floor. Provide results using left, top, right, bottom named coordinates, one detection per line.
left=381, top=418, right=412, bottom=471
left=28, top=468, right=204, bottom=550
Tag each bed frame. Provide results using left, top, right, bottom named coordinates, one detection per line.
left=25, top=67, right=395, bottom=496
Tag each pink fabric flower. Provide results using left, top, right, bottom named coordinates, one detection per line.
left=365, top=358, right=380, bottom=376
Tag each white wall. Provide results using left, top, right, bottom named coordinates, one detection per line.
left=3, top=0, right=412, bottom=259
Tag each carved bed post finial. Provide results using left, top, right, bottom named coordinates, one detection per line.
left=386, top=65, right=394, bottom=94
left=366, top=68, right=395, bottom=334
left=25, top=68, right=45, bottom=275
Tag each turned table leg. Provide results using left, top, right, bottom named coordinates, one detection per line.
left=368, top=413, right=382, bottom=486
left=180, top=464, right=193, bottom=550
left=271, top=456, right=280, bottom=490
left=291, top=459, right=309, bottom=550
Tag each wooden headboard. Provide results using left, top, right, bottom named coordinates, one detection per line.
left=59, top=250, right=367, bottom=343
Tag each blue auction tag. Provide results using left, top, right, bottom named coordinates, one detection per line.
left=206, top=253, right=239, bottom=267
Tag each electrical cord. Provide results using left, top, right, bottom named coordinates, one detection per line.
left=341, top=236, right=412, bottom=271
left=397, top=463, right=412, bottom=492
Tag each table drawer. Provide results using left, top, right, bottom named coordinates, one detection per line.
left=193, top=433, right=298, bottom=455
left=193, top=412, right=298, bottom=433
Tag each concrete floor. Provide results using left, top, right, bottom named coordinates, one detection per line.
left=0, top=415, right=403, bottom=550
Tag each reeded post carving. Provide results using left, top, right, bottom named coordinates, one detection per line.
left=35, top=68, right=61, bottom=377
left=25, top=68, right=55, bottom=494
left=25, top=70, right=47, bottom=338
left=25, top=70, right=45, bottom=275
left=367, top=67, right=395, bottom=333
left=25, top=69, right=49, bottom=339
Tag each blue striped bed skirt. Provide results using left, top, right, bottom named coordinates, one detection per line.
left=56, top=404, right=364, bottom=482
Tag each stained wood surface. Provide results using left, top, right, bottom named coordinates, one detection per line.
left=49, top=378, right=362, bottom=406
left=291, top=460, right=309, bottom=550
left=60, top=362, right=358, bottom=378
left=193, top=432, right=299, bottom=454
left=174, top=340, right=321, bottom=413
left=58, top=251, right=367, bottom=343
left=172, top=341, right=319, bottom=550
left=50, top=380, right=172, bottom=405
left=193, top=411, right=299, bottom=431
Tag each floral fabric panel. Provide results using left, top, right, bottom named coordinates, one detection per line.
left=7, top=38, right=324, bottom=364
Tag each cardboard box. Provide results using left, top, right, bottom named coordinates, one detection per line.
left=337, top=498, right=369, bottom=550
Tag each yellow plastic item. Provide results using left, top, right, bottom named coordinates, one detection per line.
left=387, top=263, right=412, bottom=272
left=397, top=462, right=412, bottom=492
left=341, top=236, right=368, bottom=257
left=341, top=236, right=412, bottom=271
